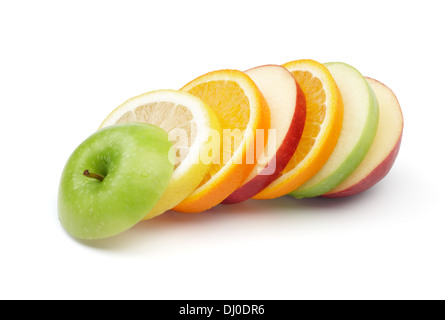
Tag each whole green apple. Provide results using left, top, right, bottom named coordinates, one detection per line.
left=58, top=123, right=174, bottom=240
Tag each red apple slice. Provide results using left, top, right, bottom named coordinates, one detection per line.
left=223, top=65, right=306, bottom=204
left=323, top=77, right=403, bottom=198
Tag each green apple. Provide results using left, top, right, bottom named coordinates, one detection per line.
left=289, top=62, right=379, bottom=198
left=58, top=123, right=174, bottom=240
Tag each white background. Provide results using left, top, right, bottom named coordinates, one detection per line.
left=1, top=0, right=444, bottom=300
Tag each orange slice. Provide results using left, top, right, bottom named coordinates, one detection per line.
left=254, top=59, right=343, bottom=199
left=174, top=69, right=270, bottom=212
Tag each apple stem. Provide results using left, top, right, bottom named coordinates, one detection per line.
left=83, top=170, right=105, bottom=182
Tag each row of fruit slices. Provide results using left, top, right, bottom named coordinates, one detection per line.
left=100, top=59, right=404, bottom=220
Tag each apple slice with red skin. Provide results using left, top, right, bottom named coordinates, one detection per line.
left=223, top=65, right=306, bottom=204
left=323, top=77, right=403, bottom=198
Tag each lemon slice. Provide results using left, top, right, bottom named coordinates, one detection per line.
left=100, top=89, right=221, bottom=219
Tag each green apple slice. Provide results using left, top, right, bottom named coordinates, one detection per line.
left=58, top=123, right=173, bottom=240
left=289, top=62, right=379, bottom=198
